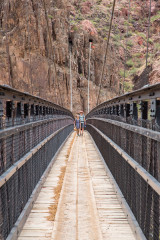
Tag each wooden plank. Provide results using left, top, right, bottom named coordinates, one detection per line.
left=18, top=132, right=137, bottom=240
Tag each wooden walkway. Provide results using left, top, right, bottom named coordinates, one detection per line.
left=18, top=132, right=136, bottom=240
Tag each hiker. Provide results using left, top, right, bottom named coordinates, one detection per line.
left=79, top=110, right=85, bottom=136
left=74, top=114, right=80, bottom=136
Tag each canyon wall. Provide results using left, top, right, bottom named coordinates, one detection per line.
left=0, top=0, right=120, bottom=114
left=0, top=0, right=159, bottom=114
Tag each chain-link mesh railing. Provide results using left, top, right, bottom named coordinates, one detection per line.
left=0, top=117, right=73, bottom=175
left=94, top=114, right=160, bottom=132
left=0, top=85, right=74, bottom=239
left=87, top=118, right=160, bottom=181
left=0, top=124, right=73, bottom=239
left=3, top=114, right=70, bottom=129
left=0, top=117, right=73, bottom=239
left=87, top=120, right=160, bottom=240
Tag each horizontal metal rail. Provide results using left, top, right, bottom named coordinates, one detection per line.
left=0, top=85, right=75, bottom=239
left=87, top=123, right=160, bottom=240
left=0, top=117, right=73, bottom=175
left=88, top=117, right=160, bottom=141
left=0, top=84, right=73, bottom=130
left=87, top=83, right=160, bottom=132
left=88, top=83, right=160, bottom=114
left=89, top=131, right=147, bottom=240
left=88, top=124, right=160, bottom=195
left=0, top=117, right=72, bottom=139
left=6, top=129, right=73, bottom=240
left=0, top=84, right=71, bottom=114
left=87, top=118, right=160, bottom=182
left=0, top=124, right=73, bottom=240
left=0, top=124, right=72, bottom=188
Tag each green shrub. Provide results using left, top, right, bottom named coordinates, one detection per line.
left=48, top=15, right=53, bottom=19
left=124, top=31, right=132, bottom=38
left=126, top=59, right=134, bottom=67
left=129, top=68, right=138, bottom=76
left=127, top=40, right=133, bottom=47
left=94, top=17, right=100, bottom=23
left=151, top=11, right=160, bottom=22
left=119, top=69, right=129, bottom=78
left=112, top=34, right=120, bottom=42
left=155, top=43, right=160, bottom=51
left=148, top=38, right=153, bottom=44
left=136, top=32, right=146, bottom=40
left=97, top=0, right=102, bottom=5
left=119, top=69, right=124, bottom=77
left=91, top=20, right=97, bottom=25
left=124, top=81, right=133, bottom=92
left=73, top=25, right=78, bottom=31
left=133, top=52, right=142, bottom=58
left=114, top=41, right=122, bottom=48
left=135, top=60, right=142, bottom=68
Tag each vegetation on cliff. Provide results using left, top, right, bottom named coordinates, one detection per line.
left=0, top=0, right=159, bottom=113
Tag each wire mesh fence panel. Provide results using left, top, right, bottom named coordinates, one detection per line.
left=87, top=118, right=160, bottom=181
left=0, top=124, right=73, bottom=240
left=0, top=118, right=73, bottom=175
left=87, top=124, right=160, bottom=240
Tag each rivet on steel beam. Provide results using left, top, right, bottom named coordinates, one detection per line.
left=149, top=92, right=155, bottom=96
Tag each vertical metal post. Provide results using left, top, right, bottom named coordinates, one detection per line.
left=88, top=42, right=92, bottom=113
left=123, top=0, right=131, bottom=94
left=69, top=45, right=72, bottom=112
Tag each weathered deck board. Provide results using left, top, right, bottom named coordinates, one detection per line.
left=18, top=132, right=136, bottom=240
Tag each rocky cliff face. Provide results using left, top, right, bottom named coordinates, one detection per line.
left=0, top=0, right=121, bottom=114
left=0, top=0, right=159, bottom=114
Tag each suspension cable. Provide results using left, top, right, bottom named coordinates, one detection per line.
left=41, top=0, right=63, bottom=106
left=123, top=0, right=131, bottom=94
left=26, top=2, right=33, bottom=94
left=69, top=44, right=72, bottom=112
left=68, top=6, right=73, bottom=112
left=88, top=41, right=92, bottom=113
left=146, top=0, right=152, bottom=68
left=96, top=0, right=117, bottom=106
left=4, top=0, right=13, bottom=88
left=117, top=0, right=123, bottom=95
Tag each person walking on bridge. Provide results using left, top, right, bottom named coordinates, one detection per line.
left=74, top=114, right=80, bottom=136
left=79, top=110, right=85, bottom=136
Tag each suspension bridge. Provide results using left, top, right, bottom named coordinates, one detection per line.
left=0, top=83, right=160, bottom=240
left=0, top=0, right=159, bottom=239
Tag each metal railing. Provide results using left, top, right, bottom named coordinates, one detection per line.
left=0, top=117, right=72, bottom=176
left=0, top=124, right=73, bottom=240
left=87, top=83, right=160, bottom=131
left=86, top=82, right=160, bottom=240
left=87, top=116, right=160, bottom=239
left=0, top=84, right=73, bottom=130
left=0, top=86, right=74, bottom=240
left=86, top=84, right=160, bottom=240
left=87, top=118, right=160, bottom=181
